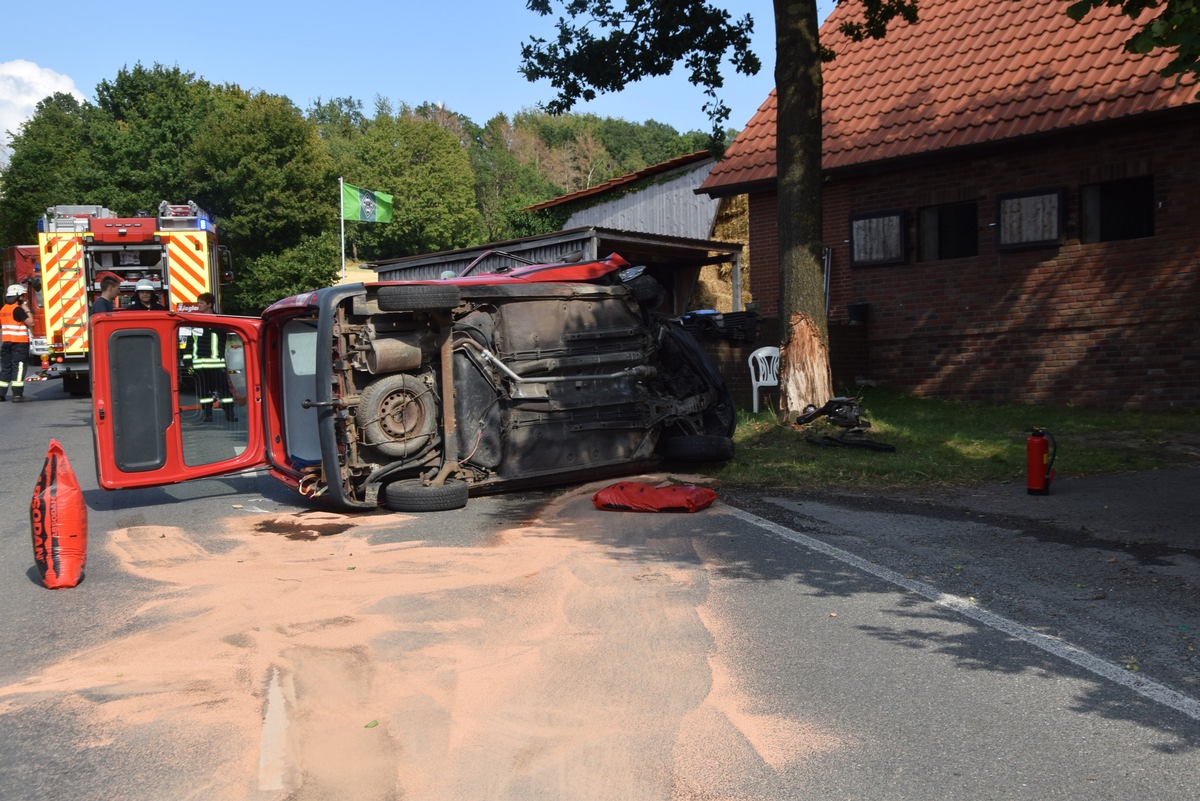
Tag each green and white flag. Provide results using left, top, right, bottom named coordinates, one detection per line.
left=342, top=183, right=393, bottom=223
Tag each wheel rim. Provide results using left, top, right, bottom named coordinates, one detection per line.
left=377, top=390, right=430, bottom=443
left=360, top=373, right=439, bottom=458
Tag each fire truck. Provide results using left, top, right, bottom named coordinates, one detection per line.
left=36, top=201, right=232, bottom=395
left=0, top=244, right=48, bottom=360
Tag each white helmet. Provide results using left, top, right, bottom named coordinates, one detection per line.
left=134, top=279, right=156, bottom=292
left=6, top=284, right=25, bottom=298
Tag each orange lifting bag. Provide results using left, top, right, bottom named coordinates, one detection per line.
left=30, top=439, right=88, bottom=589
left=592, top=481, right=718, bottom=513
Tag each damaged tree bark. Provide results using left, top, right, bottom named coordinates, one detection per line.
left=780, top=312, right=833, bottom=415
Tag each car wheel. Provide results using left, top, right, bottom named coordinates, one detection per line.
left=358, top=374, right=439, bottom=458
left=380, top=478, right=469, bottom=512
left=704, top=384, right=738, bottom=438
left=662, top=325, right=736, bottom=437
left=625, top=274, right=663, bottom=308
left=660, top=434, right=735, bottom=462
left=376, top=285, right=461, bottom=312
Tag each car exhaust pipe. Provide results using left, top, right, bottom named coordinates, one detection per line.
left=365, top=337, right=423, bottom=374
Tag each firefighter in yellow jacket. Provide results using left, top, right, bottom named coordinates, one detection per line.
left=0, top=284, right=33, bottom=403
left=182, top=292, right=237, bottom=422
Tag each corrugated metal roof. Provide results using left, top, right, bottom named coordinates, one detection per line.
left=369, top=226, right=742, bottom=278
left=527, top=151, right=713, bottom=211
left=560, top=161, right=720, bottom=241
left=699, top=0, right=1196, bottom=196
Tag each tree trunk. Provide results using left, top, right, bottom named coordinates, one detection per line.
left=774, top=0, right=832, bottom=414
left=781, top=312, right=833, bottom=412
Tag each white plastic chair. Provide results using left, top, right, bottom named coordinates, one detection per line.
left=748, top=346, right=780, bottom=413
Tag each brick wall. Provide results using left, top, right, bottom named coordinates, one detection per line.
left=743, top=112, right=1200, bottom=410
left=747, top=193, right=781, bottom=316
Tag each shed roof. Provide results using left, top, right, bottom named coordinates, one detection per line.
left=525, top=151, right=713, bottom=212
left=699, top=0, right=1197, bottom=196
left=369, top=226, right=741, bottom=278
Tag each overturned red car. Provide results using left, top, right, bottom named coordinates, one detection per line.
left=90, top=253, right=736, bottom=512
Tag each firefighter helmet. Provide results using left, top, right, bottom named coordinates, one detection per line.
left=134, top=279, right=156, bottom=292
left=6, top=284, right=25, bottom=298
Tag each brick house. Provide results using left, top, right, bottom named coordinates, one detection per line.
left=699, top=0, right=1199, bottom=409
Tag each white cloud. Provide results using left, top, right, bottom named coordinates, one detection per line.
left=0, top=60, right=86, bottom=166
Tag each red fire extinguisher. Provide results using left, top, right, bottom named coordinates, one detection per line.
left=1026, top=427, right=1057, bottom=495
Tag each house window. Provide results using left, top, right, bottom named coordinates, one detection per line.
left=918, top=202, right=978, bottom=260
left=997, top=188, right=1064, bottom=249
left=1081, top=176, right=1154, bottom=243
left=850, top=210, right=906, bottom=266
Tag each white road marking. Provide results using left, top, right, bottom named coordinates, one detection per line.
left=722, top=504, right=1200, bottom=723
left=258, top=667, right=291, bottom=791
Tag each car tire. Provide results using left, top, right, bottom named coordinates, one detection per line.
left=661, top=325, right=736, bottom=437
left=660, top=434, right=735, bottom=462
left=376, top=285, right=461, bottom=312
left=705, top=384, right=737, bottom=438
left=625, top=274, right=663, bottom=308
left=358, top=373, right=439, bottom=458
left=380, top=478, right=469, bottom=512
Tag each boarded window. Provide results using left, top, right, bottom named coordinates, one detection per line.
left=997, top=189, right=1063, bottom=249
left=919, top=202, right=978, bottom=260
left=850, top=211, right=906, bottom=266
left=1081, top=176, right=1154, bottom=243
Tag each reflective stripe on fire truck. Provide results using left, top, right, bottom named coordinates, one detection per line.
left=41, top=234, right=89, bottom=356
left=163, top=232, right=209, bottom=308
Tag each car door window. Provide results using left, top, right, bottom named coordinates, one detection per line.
left=177, top=324, right=250, bottom=467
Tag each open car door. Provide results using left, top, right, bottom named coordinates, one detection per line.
left=91, top=311, right=267, bottom=489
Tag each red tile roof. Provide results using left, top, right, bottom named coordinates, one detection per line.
left=699, top=0, right=1197, bottom=196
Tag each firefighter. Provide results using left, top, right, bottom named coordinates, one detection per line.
left=126, top=278, right=165, bottom=310
left=182, top=293, right=236, bottom=422
left=90, top=273, right=122, bottom=315
left=0, top=284, right=33, bottom=403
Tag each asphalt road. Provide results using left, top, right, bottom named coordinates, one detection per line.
left=1, top=379, right=1197, bottom=800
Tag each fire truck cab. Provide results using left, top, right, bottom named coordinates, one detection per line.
left=36, top=201, right=233, bottom=395
left=0, top=245, right=47, bottom=360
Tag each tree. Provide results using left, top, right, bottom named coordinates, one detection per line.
left=473, top=113, right=564, bottom=241
left=595, top=117, right=714, bottom=171
left=1066, top=0, right=1200, bottom=94
left=0, top=93, right=86, bottom=245
left=308, top=96, right=369, bottom=177
left=308, top=96, right=368, bottom=142
left=228, top=229, right=341, bottom=314
left=80, top=64, right=216, bottom=213
left=772, top=0, right=916, bottom=409
left=342, top=106, right=479, bottom=261
left=186, top=87, right=335, bottom=262
left=521, top=1, right=761, bottom=143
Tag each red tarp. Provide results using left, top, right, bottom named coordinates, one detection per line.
left=592, top=482, right=717, bottom=513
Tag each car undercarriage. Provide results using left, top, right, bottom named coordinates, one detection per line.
left=305, top=273, right=735, bottom=511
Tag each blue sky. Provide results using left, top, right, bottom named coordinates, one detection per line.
left=1, top=1, right=836, bottom=164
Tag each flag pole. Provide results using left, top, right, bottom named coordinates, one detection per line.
left=339, top=177, right=346, bottom=283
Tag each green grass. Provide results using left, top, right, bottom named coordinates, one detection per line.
left=702, top=388, right=1200, bottom=491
